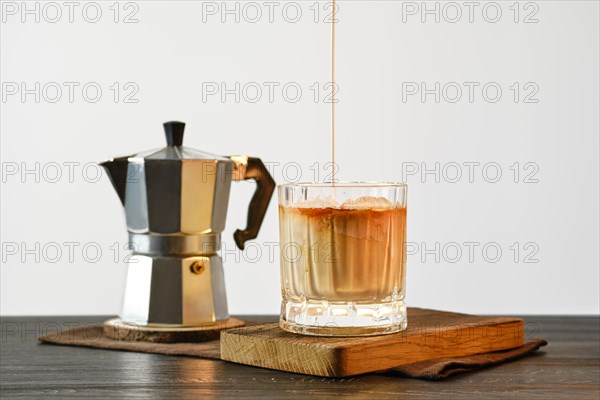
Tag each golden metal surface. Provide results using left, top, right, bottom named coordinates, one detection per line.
left=182, top=257, right=217, bottom=324
left=181, top=160, right=217, bottom=234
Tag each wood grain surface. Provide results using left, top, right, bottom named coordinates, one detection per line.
left=220, top=308, right=524, bottom=377
left=1, top=315, right=598, bottom=399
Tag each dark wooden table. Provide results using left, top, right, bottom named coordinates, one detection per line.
left=1, top=315, right=598, bottom=399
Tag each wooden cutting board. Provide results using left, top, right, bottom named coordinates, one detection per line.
left=220, top=308, right=524, bottom=377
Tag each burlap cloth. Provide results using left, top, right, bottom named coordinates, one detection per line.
left=38, top=324, right=547, bottom=380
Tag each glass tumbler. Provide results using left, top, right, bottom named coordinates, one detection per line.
left=278, top=182, right=407, bottom=336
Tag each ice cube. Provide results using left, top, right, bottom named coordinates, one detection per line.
left=340, top=196, right=395, bottom=210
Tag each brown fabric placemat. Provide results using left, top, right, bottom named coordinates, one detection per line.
left=39, top=326, right=223, bottom=360
left=38, top=325, right=547, bottom=380
left=385, top=339, right=547, bottom=380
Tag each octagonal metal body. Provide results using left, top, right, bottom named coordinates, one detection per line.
left=101, top=121, right=275, bottom=327
left=121, top=255, right=228, bottom=325
left=125, top=149, right=234, bottom=236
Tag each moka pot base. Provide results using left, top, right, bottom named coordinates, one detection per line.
left=103, top=317, right=246, bottom=343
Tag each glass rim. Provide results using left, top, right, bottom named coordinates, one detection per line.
left=278, top=181, right=407, bottom=189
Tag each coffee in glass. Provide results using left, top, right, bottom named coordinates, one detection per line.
left=278, top=182, right=407, bottom=336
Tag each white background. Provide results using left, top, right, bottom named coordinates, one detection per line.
left=1, top=1, right=598, bottom=316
